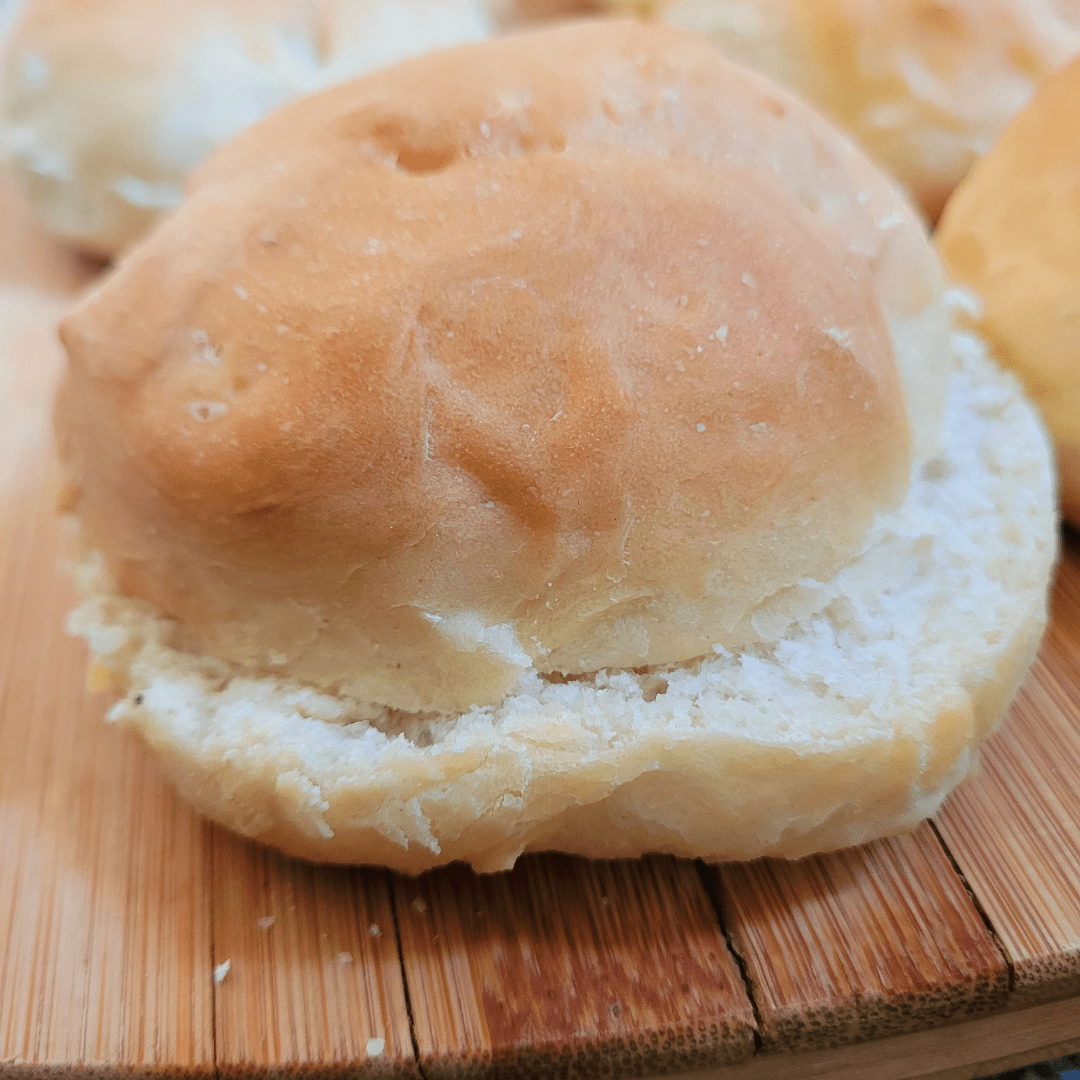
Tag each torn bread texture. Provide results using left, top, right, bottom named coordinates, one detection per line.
left=69, top=322, right=1056, bottom=873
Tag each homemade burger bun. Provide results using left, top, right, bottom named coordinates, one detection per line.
left=1, top=0, right=494, bottom=257
left=504, top=0, right=1080, bottom=222
left=937, top=56, right=1080, bottom=527
left=57, top=21, right=1056, bottom=872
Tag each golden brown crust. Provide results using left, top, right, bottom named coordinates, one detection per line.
left=56, top=21, right=935, bottom=714
left=936, top=55, right=1080, bottom=526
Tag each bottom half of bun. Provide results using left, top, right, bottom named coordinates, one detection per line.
left=68, top=329, right=1057, bottom=874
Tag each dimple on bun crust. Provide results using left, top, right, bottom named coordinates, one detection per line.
left=56, top=21, right=1056, bottom=871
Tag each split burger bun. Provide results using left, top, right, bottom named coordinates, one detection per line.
left=57, top=21, right=1056, bottom=873
left=937, top=56, right=1080, bottom=527
left=502, top=0, right=1080, bottom=222
left=0, top=0, right=494, bottom=257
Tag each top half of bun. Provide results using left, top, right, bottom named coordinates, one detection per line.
left=56, top=21, right=952, bottom=715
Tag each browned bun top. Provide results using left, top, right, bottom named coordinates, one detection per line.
left=56, top=21, right=948, bottom=715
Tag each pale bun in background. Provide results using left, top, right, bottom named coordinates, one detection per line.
left=0, top=0, right=494, bottom=257
left=58, top=22, right=1055, bottom=872
left=937, top=56, right=1080, bottom=528
left=503, top=0, right=1080, bottom=222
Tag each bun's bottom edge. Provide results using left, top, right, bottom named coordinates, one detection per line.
left=67, top=330, right=1057, bottom=873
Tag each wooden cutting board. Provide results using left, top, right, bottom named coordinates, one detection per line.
left=3, top=276, right=1080, bottom=1080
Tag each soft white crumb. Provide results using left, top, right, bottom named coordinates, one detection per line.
left=366, top=1037, right=385, bottom=1057
left=411, top=896, right=427, bottom=914
left=213, top=960, right=231, bottom=985
left=257, top=916, right=275, bottom=929
left=369, top=923, right=381, bottom=938
left=337, top=951, right=353, bottom=965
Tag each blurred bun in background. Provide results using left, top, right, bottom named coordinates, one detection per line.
left=0, top=0, right=495, bottom=256
left=501, top=0, right=1080, bottom=221
left=938, top=54, right=1080, bottom=526
left=55, top=22, right=1055, bottom=871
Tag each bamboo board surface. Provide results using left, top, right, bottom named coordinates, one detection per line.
left=937, top=570, right=1080, bottom=1008
left=3, top=222, right=1080, bottom=1078
left=716, top=825, right=1008, bottom=1052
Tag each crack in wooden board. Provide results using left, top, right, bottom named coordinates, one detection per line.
left=936, top=535, right=1080, bottom=1007
left=393, top=854, right=757, bottom=1079
left=211, top=831, right=416, bottom=1078
left=716, top=822, right=1009, bottom=1053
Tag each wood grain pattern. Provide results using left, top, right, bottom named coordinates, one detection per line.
left=0, top=460, right=216, bottom=1077
left=717, top=823, right=1009, bottom=1052
left=936, top=535, right=1080, bottom=1007
left=393, top=854, right=757, bottom=1078
left=673, top=995, right=1080, bottom=1080
left=212, top=832, right=416, bottom=1078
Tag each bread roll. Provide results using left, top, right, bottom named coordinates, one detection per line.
left=1, top=0, right=494, bottom=256
left=502, top=0, right=1080, bottom=222
left=937, top=56, right=1080, bottom=526
left=57, top=22, right=1056, bottom=872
